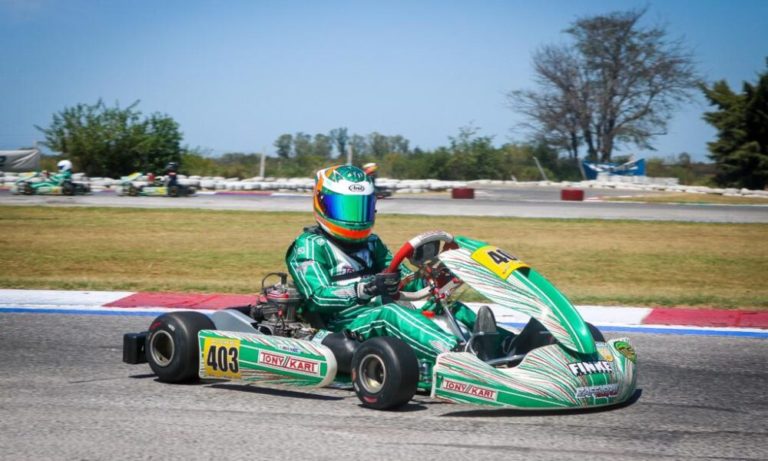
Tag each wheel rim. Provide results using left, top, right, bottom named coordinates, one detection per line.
left=358, top=354, right=386, bottom=394
left=149, top=330, right=175, bottom=367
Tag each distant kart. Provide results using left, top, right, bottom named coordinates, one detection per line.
left=12, top=173, right=91, bottom=196
left=123, top=231, right=637, bottom=411
left=375, top=185, right=393, bottom=199
left=118, top=173, right=196, bottom=197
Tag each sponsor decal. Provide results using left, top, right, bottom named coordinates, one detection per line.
left=575, top=384, right=620, bottom=399
left=297, top=261, right=314, bottom=270
left=567, top=360, right=614, bottom=377
left=441, top=378, right=498, bottom=401
left=332, top=286, right=356, bottom=297
left=258, top=351, right=320, bottom=375
left=614, top=341, right=636, bottom=363
left=348, top=183, right=366, bottom=192
left=311, top=329, right=332, bottom=344
left=597, top=343, right=614, bottom=362
left=278, top=343, right=302, bottom=354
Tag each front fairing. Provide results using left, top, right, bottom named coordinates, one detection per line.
left=431, top=338, right=637, bottom=409
left=438, top=236, right=595, bottom=356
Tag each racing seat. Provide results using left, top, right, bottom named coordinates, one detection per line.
left=501, top=317, right=555, bottom=359
left=319, top=331, right=358, bottom=374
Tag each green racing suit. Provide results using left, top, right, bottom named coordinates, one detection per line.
left=286, top=227, right=490, bottom=363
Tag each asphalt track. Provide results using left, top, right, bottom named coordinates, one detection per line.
left=2, top=187, right=766, bottom=460
left=1, top=312, right=766, bottom=460
left=1, top=187, right=767, bottom=223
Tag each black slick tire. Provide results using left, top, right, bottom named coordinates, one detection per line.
left=62, top=182, right=75, bottom=196
left=145, top=311, right=214, bottom=383
left=351, top=336, right=419, bottom=410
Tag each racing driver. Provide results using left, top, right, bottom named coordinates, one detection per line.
left=285, top=165, right=504, bottom=365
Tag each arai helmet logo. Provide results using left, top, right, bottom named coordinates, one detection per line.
left=348, top=184, right=365, bottom=192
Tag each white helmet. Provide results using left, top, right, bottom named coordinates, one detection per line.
left=57, top=160, right=72, bottom=172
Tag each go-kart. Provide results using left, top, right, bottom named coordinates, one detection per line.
left=117, top=172, right=196, bottom=197
left=123, top=231, right=637, bottom=411
left=375, top=185, right=393, bottom=199
left=12, top=172, right=91, bottom=196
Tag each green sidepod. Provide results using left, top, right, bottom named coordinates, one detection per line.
left=198, top=330, right=337, bottom=387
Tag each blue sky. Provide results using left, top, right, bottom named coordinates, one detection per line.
left=1, top=0, right=766, bottom=161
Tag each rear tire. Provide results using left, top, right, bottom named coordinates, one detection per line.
left=351, top=336, right=419, bottom=410
left=168, top=185, right=180, bottom=197
left=145, top=311, right=214, bottom=383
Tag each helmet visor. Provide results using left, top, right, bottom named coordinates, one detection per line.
left=319, top=191, right=375, bottom=224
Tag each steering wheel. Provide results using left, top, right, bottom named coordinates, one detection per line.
left=384, top=231, right=458, bottom=301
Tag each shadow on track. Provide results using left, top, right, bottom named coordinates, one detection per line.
left=208, top=383, right=345, bottom=401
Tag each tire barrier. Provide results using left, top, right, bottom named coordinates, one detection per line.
left=451, top=187, right=475, bottom=199
left=561, top=188, right=585, bottom=201
left=3, top=171, right=768, bottom=199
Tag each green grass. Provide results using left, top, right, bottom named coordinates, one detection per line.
left=1, top=206, right=766, bottom=309
left=606, top=192, right=768, bottom=205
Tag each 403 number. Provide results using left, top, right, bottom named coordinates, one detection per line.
left=206, top=345, right=239, bottom=373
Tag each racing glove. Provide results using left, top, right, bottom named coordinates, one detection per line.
left=356, top=272, right=400, bottom=301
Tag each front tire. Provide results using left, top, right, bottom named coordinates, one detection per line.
left=145, top=311, right=215, bottom=383
left=351, top=336, right=419, bottom=410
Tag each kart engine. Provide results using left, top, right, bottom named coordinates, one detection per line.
left=248, top=273, right=312, bottom=339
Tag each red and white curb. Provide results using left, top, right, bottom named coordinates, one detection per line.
left=1, top=289, right=766, bottom=335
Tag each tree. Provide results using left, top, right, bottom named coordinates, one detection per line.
left=388, top=135, right=410, bottom=155
left=702, top=62, right=768, bottom=189
left=329, top=127, right=349, bottom=158
left=293, top=132, right=313, bottom=157
left=349, top=134, right=369, bottom=158
left=368, top=132, right=391, bottom=158
left=274, top=134, right=293, bottom=158
left=35, top=100, right=182, bottom=177
left=509, top=9, right=699, bottom=162
left=312, top=134, right=333, bottom=158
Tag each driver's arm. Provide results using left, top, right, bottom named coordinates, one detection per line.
left=371, top=236, right=423, bottom=291
left=286, top=236, right=365, bottom=315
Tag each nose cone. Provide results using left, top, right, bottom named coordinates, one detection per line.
left=432, top=338, right=637, bottom=409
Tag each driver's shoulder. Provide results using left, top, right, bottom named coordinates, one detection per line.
left=366, top=233, right=384, bottom=245
left=288, top=230, right=331, bottom=254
